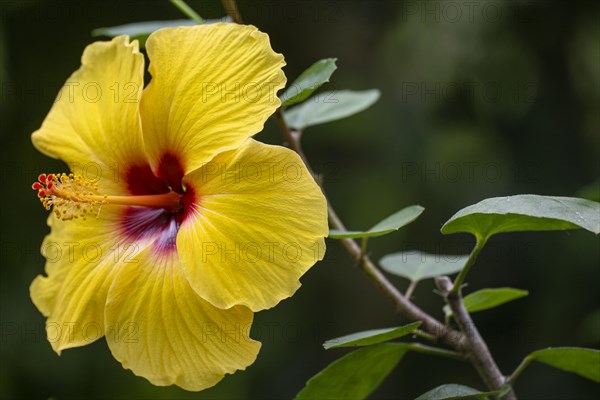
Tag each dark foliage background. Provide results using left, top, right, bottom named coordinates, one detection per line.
left=1, top=0, right=599, bottom=399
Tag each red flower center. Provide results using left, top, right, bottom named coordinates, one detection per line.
left=120, top=153, right=196, bottom=254
left=32, top=152, right=197, bottom=255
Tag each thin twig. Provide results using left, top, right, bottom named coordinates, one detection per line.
left=436, top=277, right=516, bottom=400
left=275, top=110, right=464, bottom=349
left=222, top=0, right=244, bottom=24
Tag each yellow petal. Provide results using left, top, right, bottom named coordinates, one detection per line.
left=31, top=36, right=146, bottom=192
left=30, top=207, right=146, bottom=354
left=105, top=248, right=260, bottom=391
left=141, top=23, right=286, bottom=175
left=177, top=139, right=328, bottom=311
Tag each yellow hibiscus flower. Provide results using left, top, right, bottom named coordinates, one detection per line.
left=29, top=23, right=327, bottom=391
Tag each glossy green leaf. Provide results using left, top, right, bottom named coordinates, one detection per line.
left=92, top=18, right=230, bottom=47
left=280, top=58, right=337, bottom=106
left=380, top=251, right=467, bottom=282
left=524, top=347, right=600, bottom=382
left=415, top=384, right=506, bottom=400
left=442, top=195, right=600, bottom=239
left=323, top=322, right=422, bottom=349
left=284, top=89, right=380, bottom=130
left=295, top=344, right=407, bottom=400
left=443, top=288, right=529, bottom=317
left=329, top=205, right=424, bottom=239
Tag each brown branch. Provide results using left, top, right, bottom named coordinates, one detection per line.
left=275, top=111, right=464, bottom=349
left=277, top=109, right=518, bottom=398
left=436, top=277, right=516, bottom=400
left=222, top=0, right=243, bottom=24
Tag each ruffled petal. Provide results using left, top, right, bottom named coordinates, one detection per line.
left=30, top=207, right=147, bottom=354
left=140, top=23, right=286, bottom=175
left=105, top=248, right=260, bottom=391
left=177, top=139, right=328, bottom=311
left=31, top=36, right=146, bottom=193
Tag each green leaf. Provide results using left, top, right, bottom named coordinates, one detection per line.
left=92, top=18, right=230, bottom=47
left=441, top=195, right=600, bottom=240
left=280, top=58, right=337, bottom=106
left=329, top=205, right=424, bottom=239
left=443, top=288, right=529, bottom=317
left=323, top=322, right=422, bottom=349
left=380, top=251, right=467, bottom=282
left=415, top=384, right=506, bottom=400
left=284, top=89, right=380, bottom=130
left=525, top=347, right=600, bottom=382
left=295, top=344, right=407, bottom=400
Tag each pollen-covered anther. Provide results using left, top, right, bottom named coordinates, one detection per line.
left=31, top=172, right=182, bottom=221
left=32, top=173, right=105, bottom=221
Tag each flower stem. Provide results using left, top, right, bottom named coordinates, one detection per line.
left=170, top=0, right=204, bottom=24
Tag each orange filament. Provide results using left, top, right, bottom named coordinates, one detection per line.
left=32, top=173, right=181, bottom=221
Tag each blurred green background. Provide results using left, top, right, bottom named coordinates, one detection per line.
left=1, top=0, right=599, bottom=398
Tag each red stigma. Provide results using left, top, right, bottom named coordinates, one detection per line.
left=32, top=174, right=55, bottom=198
